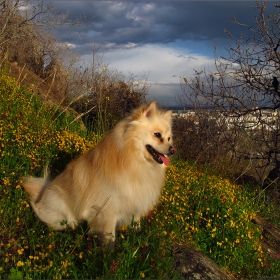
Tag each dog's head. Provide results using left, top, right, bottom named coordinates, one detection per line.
left=130, top=101, right=175, bottom=166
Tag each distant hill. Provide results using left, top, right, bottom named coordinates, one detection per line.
left=165, top=105, right=185, bottom=111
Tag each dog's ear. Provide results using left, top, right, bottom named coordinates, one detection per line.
left=163, top=110, right=172, bottom=121
left=145, top=101, right=157, bottom=118
left=132, top=101, right=161, bottom=120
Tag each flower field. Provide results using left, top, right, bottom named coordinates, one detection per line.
left=0, top=71, right=279, bottom=279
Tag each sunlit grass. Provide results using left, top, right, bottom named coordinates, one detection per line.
left=152, top=163, right=264, bottom=276
left=0, top=71, right=279, bottom=279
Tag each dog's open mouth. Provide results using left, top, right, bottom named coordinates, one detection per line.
left=146, top=145, right=170, bottom=166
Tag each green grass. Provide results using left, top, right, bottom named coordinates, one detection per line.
left=0, top=71, right=279, bottom=279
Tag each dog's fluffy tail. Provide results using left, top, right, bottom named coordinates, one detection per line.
left=22, top=166, right=50, bottom=201
left=22, top=177, right=48, bottom=202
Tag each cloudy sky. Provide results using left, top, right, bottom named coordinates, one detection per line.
left=50, top=1, right=276, bottom=107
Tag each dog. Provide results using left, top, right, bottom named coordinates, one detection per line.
left=23, top=101, right=175, bottom=247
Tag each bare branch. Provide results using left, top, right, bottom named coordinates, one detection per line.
left=178, top=1, right=280, bottom=184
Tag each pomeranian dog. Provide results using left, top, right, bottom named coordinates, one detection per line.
left=23, top=101, right=175, bottom=247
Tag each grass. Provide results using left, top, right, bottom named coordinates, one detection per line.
left=0, top=71, right=280, bottom=279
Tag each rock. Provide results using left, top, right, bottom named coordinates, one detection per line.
left=172, top=244, right=235, bottom=279
left=252, top=216, right=280, bottom=259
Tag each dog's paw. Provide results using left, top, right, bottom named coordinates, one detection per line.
left=87, top=230, right=116, bottom=250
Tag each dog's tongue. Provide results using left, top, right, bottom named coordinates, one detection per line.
left=159, top=154, right=170, bottom=166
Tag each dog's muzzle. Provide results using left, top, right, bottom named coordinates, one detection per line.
left=146, top=145, right=175, bottom=165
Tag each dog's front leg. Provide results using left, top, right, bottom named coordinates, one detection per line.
left=86, top=208, right=117, bottom=250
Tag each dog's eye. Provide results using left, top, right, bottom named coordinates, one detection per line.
left=154, top=132, right=161, bottom=138
left=168, top=137, right=170, bottom=142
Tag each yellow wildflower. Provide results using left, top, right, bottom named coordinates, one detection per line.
left=17, top=261, right=24, bottom=267
left=17, top=249, right=24, bottom=255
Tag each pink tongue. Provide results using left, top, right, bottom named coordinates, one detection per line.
left=159, top=155, right=169, bottom=166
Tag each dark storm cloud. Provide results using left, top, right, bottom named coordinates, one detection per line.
left=51, top=1, right=276, bottom=55
left=47, top=1, right=278, bottom=106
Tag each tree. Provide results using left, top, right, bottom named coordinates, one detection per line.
left=0, top=0, right=93, bottom=103
left=0, top=0, right=86, bottom=75
left=179, top=1, right=280, bottom=185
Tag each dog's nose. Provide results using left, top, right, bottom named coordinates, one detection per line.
left=169, top=146, right=176, bottom=155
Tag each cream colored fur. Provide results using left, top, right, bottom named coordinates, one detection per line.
left=23, top=101, right=175, bottom=247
